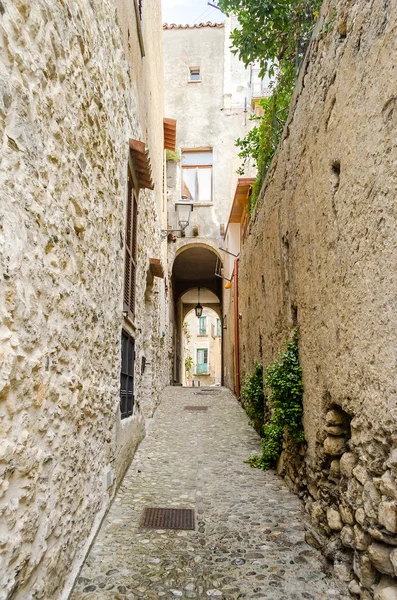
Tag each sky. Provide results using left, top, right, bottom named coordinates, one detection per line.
left=161, top=0, right=225, bottom=25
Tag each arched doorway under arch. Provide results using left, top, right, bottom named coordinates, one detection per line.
left=170, top=245, right=223, bottom=385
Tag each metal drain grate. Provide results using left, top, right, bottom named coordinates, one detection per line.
left=140, top=507, right=195, bottom=530
left=184, top=405, right=209, bottom=411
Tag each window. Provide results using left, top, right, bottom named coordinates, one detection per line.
left=124, top=160, right=138, bottom=320
left=189, top=67, right=201, bottom=82
left=120, top=331, right=135, bottom=418
left=196, top=348, right=208, bottom=375
left=199, top=316, right=207, bottom=335
left=182, top=150, right=213, bottom=203
left=216, top=318, right=221, bottom=337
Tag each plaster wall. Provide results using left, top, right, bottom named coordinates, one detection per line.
left=0, top=1, right=167, bottom=598
left=163, top=21, right=251, bottom=245
left=232, top=0, right=397, bottom=595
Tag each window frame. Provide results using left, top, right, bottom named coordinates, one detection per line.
left=198, top=316, right=207, bottom=336
left=188, top=66, right=201, bottom=82
left=120, top=330, right=135, bottom=419
left=181, top=149, right=213, bottom=205
left=216, top=318, right=221, bottom=337
left=196, top=348, right=209, bottom=375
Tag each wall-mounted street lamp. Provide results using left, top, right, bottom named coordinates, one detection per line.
left=161, top=197, right=194, bottom=239
left=194, top=286, right=203, bottom=318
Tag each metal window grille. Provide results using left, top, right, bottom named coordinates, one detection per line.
left=120, top=331, right=135, bottom=418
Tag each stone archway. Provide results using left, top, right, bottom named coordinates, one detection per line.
left=171, top=244, right=223, bottom=385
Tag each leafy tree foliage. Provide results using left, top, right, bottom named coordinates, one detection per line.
left=218, top=0, right=321, bottom=210
left=217, top=0, right=320, bottom=78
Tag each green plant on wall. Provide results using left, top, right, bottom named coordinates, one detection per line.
left=247, top=329, right=304, bottom=469
left=166, top=149, right=181, bottom=161
left=241, top=362, right=266, bottom=436
left=183, top=321, right=193, bottom=380
left=185, top=354, right=193, bottom=379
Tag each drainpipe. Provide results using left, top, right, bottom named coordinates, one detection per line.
left=234, top=257, right=240, bottom=398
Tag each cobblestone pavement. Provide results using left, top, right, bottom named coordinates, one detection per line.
left=71, top=386, right=349, bottom=600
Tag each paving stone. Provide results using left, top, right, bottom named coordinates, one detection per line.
left=70, top=387, right=349, bottom=600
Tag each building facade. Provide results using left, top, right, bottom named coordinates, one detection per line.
left=0, top=1, right=169, bottom=598
left=163, top=18, right=261, bottom=385
left=183, top=306, right=222, bottom=386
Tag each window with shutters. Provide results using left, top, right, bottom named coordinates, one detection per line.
left=196, top=348, right=209, bottom=375
left=182, top=150, right=213, bottom=204
left=124, top=163, right=138, bottom=321
left=198, top=316, right=207, bottom=336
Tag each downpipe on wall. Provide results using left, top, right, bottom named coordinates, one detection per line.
left=234, top=257, right=240, bottom=398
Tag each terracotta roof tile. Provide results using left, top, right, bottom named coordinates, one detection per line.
left=163, top=22, right=224, bottom=30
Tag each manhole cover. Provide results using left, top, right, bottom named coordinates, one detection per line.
left=184, top=405, right=209, bottom=411
left=140, top=507, right=195, bottom=530
left=194, top=391, right=218, bottom=396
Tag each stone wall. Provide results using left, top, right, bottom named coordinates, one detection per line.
left=234, top=0, right=397, bottom=597
left=0, top=1, right=167, bottom=599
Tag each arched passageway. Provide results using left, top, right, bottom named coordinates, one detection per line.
left=171, top=245, right=223, bottom=385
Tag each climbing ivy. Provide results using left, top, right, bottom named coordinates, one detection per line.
left=241, top=362, right=266, bottom=436
left=247, top=329, right=304, bottom=469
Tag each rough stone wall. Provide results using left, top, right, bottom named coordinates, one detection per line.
left=0, top=1, right=167, bottom=599
left=234, top=0, right=397, bottom=597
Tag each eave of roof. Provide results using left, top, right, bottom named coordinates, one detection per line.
left=164, top=118, right=177, bottom=152
left=224, top=177, right=255, bottom=237
left=163, top=22, right=224, bottom=30
left=129, top=139, right=154, bottom=190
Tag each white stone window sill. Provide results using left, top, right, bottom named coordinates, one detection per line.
left=188, top=80, right=201, bottom=83
left=192, top=202, right=213, bottom=207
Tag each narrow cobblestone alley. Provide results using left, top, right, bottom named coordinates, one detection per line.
left=71, top=387, right=349, bottom=600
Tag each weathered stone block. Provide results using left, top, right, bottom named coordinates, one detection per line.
left=341, top=525, right=355, bottom=548
left=324, top=436, right=346, bottom=456
left=348, top=579, right=361, bottom=596
left=356, top=508, right=367, bottom=526
left=340, top=452, right=358, bottom=478
left=368, top=543, right=394, bottom=576
left=330, top=459, right=341, bottom=476
left=390, top=548, right=397, bottom=576
left=378, top=501, right=397, bottom=534
left=374, top=576, right=397, bottom=600
left=353, top=465, right=370, bottom=486
left=326, top=409, right=346, bottom=426
left=340, top=503, right=355, bottom=525
left=326, top=425, right=347, bottom=436
left=327, top=507, right=343, bottom=531
left=363, top=481, right=381, bottom=520
left=380, top=472, right=397, bottom=501
left=354, top=552, right=379, bottom=588
left=354, top=525, right=370, bottom=551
